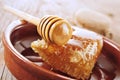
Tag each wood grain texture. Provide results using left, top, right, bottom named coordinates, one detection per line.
left=0, top=0, right=120, bottom=80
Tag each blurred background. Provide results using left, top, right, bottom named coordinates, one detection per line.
left=0, top=0, right=120, bottom=79
left=0, top=0, right=120, bottom=46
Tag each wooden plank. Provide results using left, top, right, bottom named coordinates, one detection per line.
left=0, top=65, right=17, bottom=80
left=0, top=65, right=5, bottom=80
left=1, top=65, right=8, bottom=80
left=0, top=51, right=5, bottom=80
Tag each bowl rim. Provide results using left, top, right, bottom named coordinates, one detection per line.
left=3, top=20, right=30, bottom=62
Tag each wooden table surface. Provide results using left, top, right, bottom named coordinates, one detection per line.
left=0, top=0, right=120, bottom=80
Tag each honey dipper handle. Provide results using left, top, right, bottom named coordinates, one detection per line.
left=3, top=5, right=40, bottom=26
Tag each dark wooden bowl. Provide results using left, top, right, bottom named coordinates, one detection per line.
left=2, top=20, right=120, bottom=80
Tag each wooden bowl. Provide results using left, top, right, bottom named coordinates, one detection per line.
left=2, top=20, right=120, bottom=80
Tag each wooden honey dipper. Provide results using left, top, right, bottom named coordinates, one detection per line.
left=4, top=6, right=72, bottom=45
